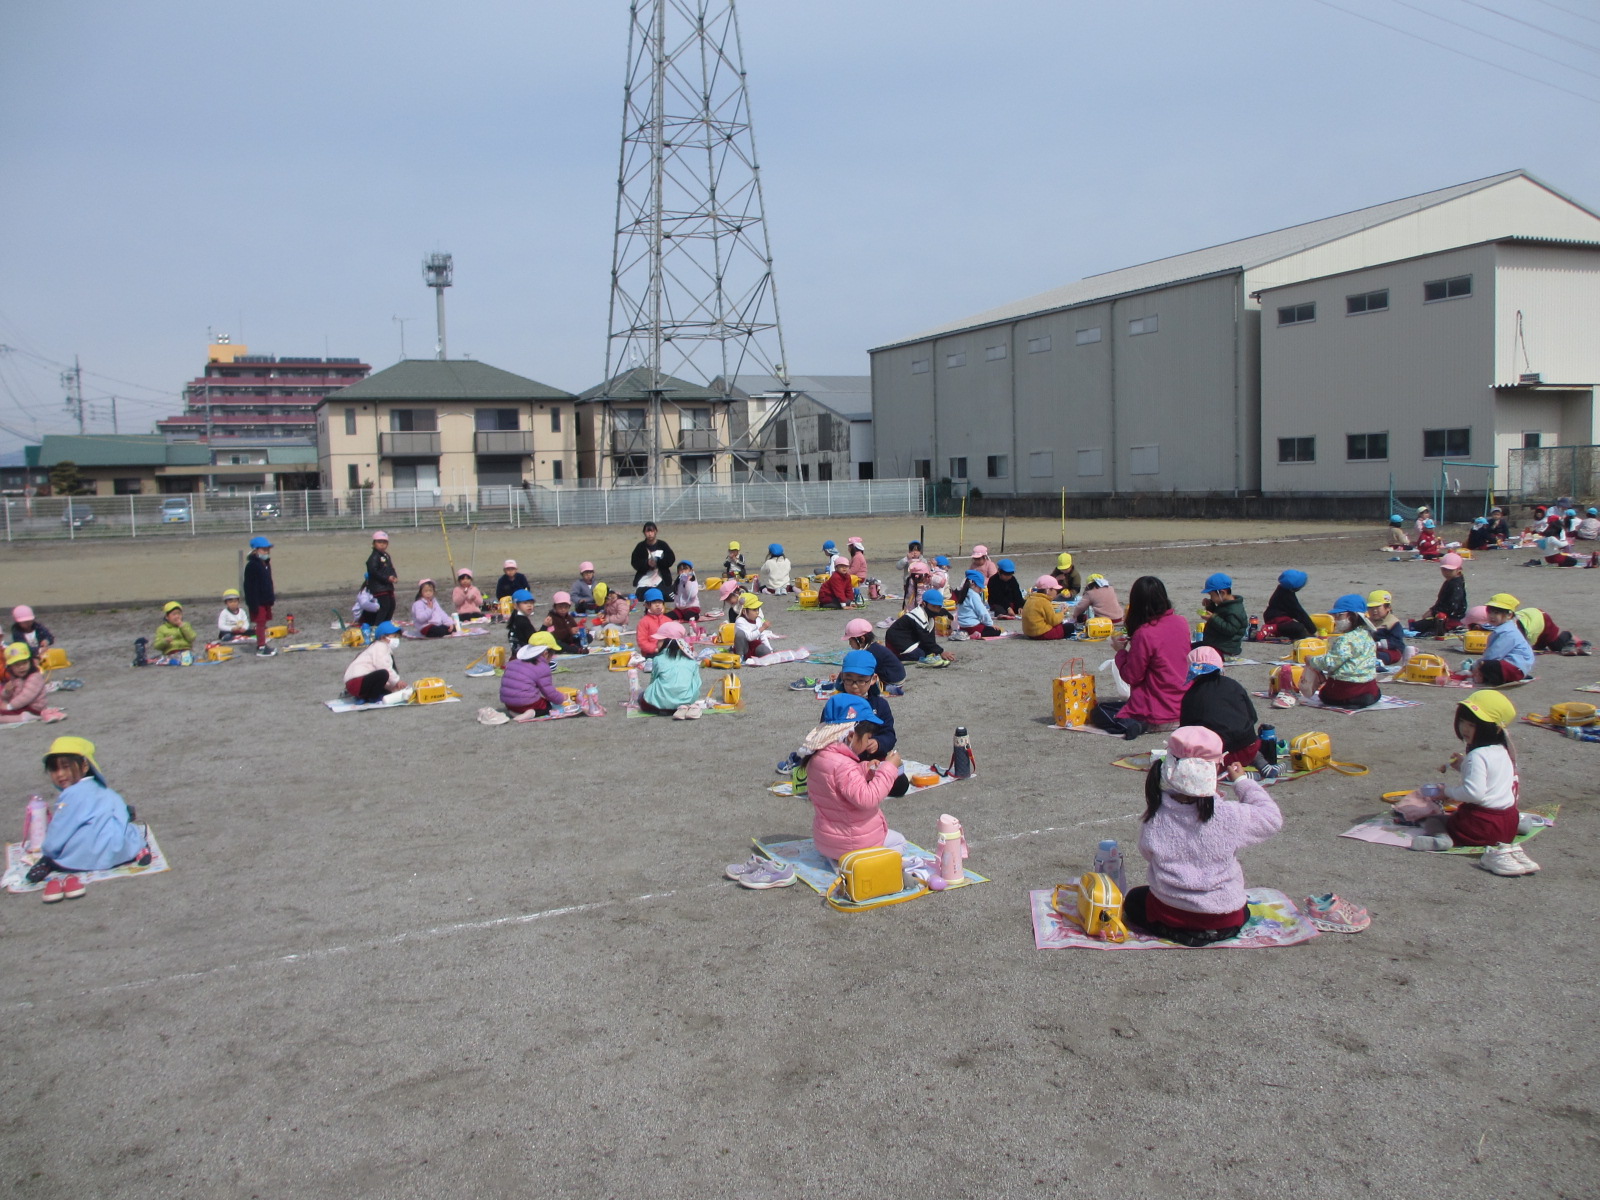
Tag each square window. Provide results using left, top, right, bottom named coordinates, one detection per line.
left=1423, top=427, right=1470, bottom=458
left=1346, top=432, right=1388, bottom=461
left=1076, top=448, right=1103, bottom=477
left=1346, top=289, right=1389, bottom=315
left=911, top=358, right=930, bottom=374
left=984, top=344, right=1007, bottom=361
left=817, top=461, right=834, bottom=482
left=1278, top=436, right=1315, bottom=464
left=1028, top=451, right=1054, bottom=478
left=1424, top=275, right=1472, bottom=303
left=945, top=351, right=966, bottom=368
left=1026, top=335, right=1052, bottom=354
left=1128, top=444, right=1159, bottom=475
left=949, top=457, right=968, bottom=479
left=1276, top=303, right=1315, bottom=326
left=475, top=408, right=519, bottom=431
left=1074, top=327, right=1101, bottom=345
left=986, top=454, right=1009, bottom=479
left=1128, top=315, right=1158, bottom=336
left=1523, top=432, right=1542, bottom=450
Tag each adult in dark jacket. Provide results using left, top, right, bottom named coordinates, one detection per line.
left=364, top=532, right=399, bottom=626
left=630, top=522, right=675, bottom=600
left=1262, top=570, right=1314, bottom=640
left=242, top=535, right=277, bottom=657
left=1179, top=646, right=1264, bottom=772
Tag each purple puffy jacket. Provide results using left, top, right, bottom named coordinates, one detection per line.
left=499, top=655, right=566, bottom=710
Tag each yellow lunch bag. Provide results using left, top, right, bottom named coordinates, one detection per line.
left=409, top=677, right=454, bottom=704
left=1551, top=701, right=1598, bottom=727
left=1083, top=616, right=1114, bottom=641
left=340, top=627, right=366, bottom=648
left=708, top=651, right=742, bottom=670
left=1053, top=873, right=1127, bottom=942
left=720, top=672, right=742, bottom=706
left=608, top=650, right=634, bottom=671
left=825, top=846, right=918, bottom=911
left=1292, top=637, right=1327, bottom=664
left=1462, top=629, right=1489, bottom=654
left=486, top=645, right=508, bottom=669
left=1288, top=731, right=1368, bottom=776
left=1400, top=652, right=1449, bottom=683
left=39, top=647, right=72, bottom=670
left=1052, top=657, right=1097, bottom=728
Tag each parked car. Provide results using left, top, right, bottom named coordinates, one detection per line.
left=251, top=494, right=281, bottom=518
left=61, top=500, right=95, bottom=529
left=161, top=497, right=192, bottom=523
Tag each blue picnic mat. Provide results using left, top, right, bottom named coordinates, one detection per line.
left=752, top=835, right=988, bottom=899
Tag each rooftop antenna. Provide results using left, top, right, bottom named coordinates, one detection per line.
left=600, top=0, right=789, bottom=486
left=423, top=253, right=453, bottom=360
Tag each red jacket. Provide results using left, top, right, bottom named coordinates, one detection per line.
left=636, top=612, right=668, bottom=655
left=1114, top=610, right=1191, bottom=725
left=808, top=740, right=901, bottom=860
left=818, top=571, right=855, bottom=607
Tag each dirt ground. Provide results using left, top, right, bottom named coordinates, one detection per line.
left=2, top=522, right=1596, bottom=1199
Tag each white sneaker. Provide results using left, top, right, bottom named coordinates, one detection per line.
left=1477, top=843, right=1532, bottom=876
left=681, top=701, right=705, bottom=720
left=1271, top=693, right=1297, bottom=709
left=1506, top=843, right=1541, bottom=873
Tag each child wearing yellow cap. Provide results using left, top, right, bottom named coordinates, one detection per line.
left=1409, top=691, right=1536, bottom=874
left=1052, top=552, right=1082, bottom=598
left=1472, top=594, right=1535, bottom=687
left=151, top=602, right=199, bottom=659
left=217, top=588, right=252, bottom=641
left=734, top=593, right=775, bottom=659
left=1, top=642, right=49, bottom=723
left=723, top=541, right=746, bottom=580
left=25, top=736, right=150, bottom=900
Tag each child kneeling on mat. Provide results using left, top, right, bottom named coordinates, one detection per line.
left=1122, top=726, right=1283, bottom=946
left=342, top=620, right=407, bottom=702
left=835, top=649, right=910, bottom=797
left=1472, top=593, right=1535, bottom=686
left=1271, top=593, right=1379, bottom=710
left=807, top=694, right=906, bottom=869
left=25, top=736, right=151, bottom=902
left=501, top=633, right=572, bottom=716
left=1179, top=647, right=1274, bottom=781
left=1408, top=691, right=1536, bottom=875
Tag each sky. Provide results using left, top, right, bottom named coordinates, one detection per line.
left=2, top=0, right=1598, bottom=456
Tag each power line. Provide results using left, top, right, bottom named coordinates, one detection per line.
left=1453, top=0, right=1600, bottom=54
left=1527, top=0, right=1600, bottom=31
left=1309, top=0, right=1600, bottom=106
left=1388, top=0, right=1600, bottom=81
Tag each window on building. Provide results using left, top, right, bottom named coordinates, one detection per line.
left=1423, top=427, right=1471, bottom=458
left=945, top=351, right=966, bottom=368
left=1278, top=437, right=1315, bottom=464
left=1029, top=451, right=1055, bottom=478
left=551, top=460, right=564, bottom=481
left=344, top=407, right=356, bottom=435
left=1129, top=444, right=1160, bottom=475
left=774, top=419, right=790, bottom=450
left=817, top=461, right=834, bottom=482
left=949, top=457, right=968, bottom=479
left=984, top=344, right=1007, bottom=361
left=550, top=407, right=561, bottom=433
left=1424, top=275, right=1472, bottom=303
left=911, top=358, right=930, bottom=374
left=1075, top=327, right=1102, bottom=345
left=1076, top=448, right=1104, bottom=477
left=1277, top=303, right=1315, bottom=326
left=113, top=478, right=142, bottom=495
left=475, top=408, right=518, bottom=431
left=614, top=409, right=645, bottom=430
left=914, top=459, right=931, bottom=480
left=574, top=411, right=583, bottom=436
left=815, top=412, right=835, bottom=446
left=390, top=408, right=437, bottom=432
left=1523, top=431, right=1542, bottom=450
left=1128, top=315, right=1159, bottom=336
left=986, top=455, right=1009, bottom=479
left=682, top=407, right=712, bottom=430
left=1346, top=289, right=1388, bottom=315
left=1346, top=432, right=1388, bottom=461
left=1026, top=335, right=1052, bottom=354
left=775, top=463, right=789, bottom=477
left=616, top=454, right=648, bottom=477
left=347, top=464, right=360, bottom=489
left=800, top=464, right=811, bottom=482
left=391, top=461, right=440, bottom=490
left=857, top=462, right=875, bottom=480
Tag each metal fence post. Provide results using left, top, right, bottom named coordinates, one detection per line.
left=555, top=488, right=561, bottom=528
left=603, top=487, right=610, bottom=525
left=190, top=492, right=197, bottom=537
left=129, top=495, right=137, bottom=538
left=248, top=501, right=254, bottom=536
left=867, top=481, right=873, bottom=515
left=826, top=479, right=832, bottom=516
left=412, top=491, right=419, bottom=527
left=304, top=489, right=311, bottom=532
left=358, top=487, right=365, bottom=529
left=5, top=497, right=10, bottom=542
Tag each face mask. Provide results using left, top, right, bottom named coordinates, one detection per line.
left=259, top=552, right=271, bottom=561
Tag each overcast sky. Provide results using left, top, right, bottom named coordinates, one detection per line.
left=2, top=0, right=1597, bottom=454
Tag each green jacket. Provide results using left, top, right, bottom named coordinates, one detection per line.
left=1201, top=596, right=1247, bottom=657
left=153, top=620, right=199, bottom=657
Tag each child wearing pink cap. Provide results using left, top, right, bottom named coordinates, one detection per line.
left=544, top=593, right=587, bottom=653
left=843, top=617, right=906, bottom=688
left=718, top=577, right=745, bottom=623
left=570, top=563, right=598, bottom=613
left=1407, top=554, right=1466, bottom=636
left=1179, top=647, right=1270, bottom=778
left=902, top=560, right=932, bottom=613
left=451, top=570, right=485, bottom=620
left=9, top=606, right=54, bottom=655
left=1022, top=577, right=1067, bottom=640
left=846, top=537, right=868, bottom=583
left=1123, top=726, right=1284, bottom=946
left=969, top=545, right=997, bottom=582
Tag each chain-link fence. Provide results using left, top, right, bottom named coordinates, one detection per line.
left=1, top=478, right=925, bottom=542
left=1506, top=446, right=1600, bottom=502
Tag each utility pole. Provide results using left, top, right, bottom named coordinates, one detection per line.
left=61, top=356, right=84, bottom=434
left=110, top=395, right=119, bottom=434
left=423, top=254, right=453, bottom=360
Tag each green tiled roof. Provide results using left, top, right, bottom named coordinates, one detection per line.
left=35, top=435, right=211, bottom=467
left=577, top=368, right=729, bottom=404
left=330, top=359, right=575, bottom=403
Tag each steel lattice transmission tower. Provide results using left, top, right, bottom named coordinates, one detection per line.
left=596, top=0, right=791, bottom=486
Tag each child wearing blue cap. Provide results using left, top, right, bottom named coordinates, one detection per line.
left=1273, top=594, right=1379, bottom=709
left=886, top=591, right=953, bottom=665
left=836, top=648, right=911, bottom=795
left=243, top=535, right=276, bottom=657
left=507, top=589, right=539, bottom=651
left=1199, top=573, right=1247, bottom=658
left=986, top=559, right=1025, bottom=618
left=1262, top=570, right=1314, bottom=641
left=955, top=569, right=1002, bottom=639
left=757, top=543, right=792, bottom=594
left=343, top=620, right=408, bottom=702
left=634, top=588, right=670, bottom=657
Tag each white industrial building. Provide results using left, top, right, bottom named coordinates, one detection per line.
left=868, top=170, right=1600, bottom=498
left=731, top=375, right=874, bottom=481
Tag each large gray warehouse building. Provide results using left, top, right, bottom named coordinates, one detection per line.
left=869, top=170, right=1600, bottom=499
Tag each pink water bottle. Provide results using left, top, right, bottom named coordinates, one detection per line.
left=23, top=794, right=50, bottom=854
left=936, top=813, right=968, bottom=885
left=627, top=667, right=642, bottom=707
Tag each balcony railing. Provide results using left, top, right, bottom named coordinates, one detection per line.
left=474, top=430, right=533, bottom=455
left=379, top=431, right=441, bottom=456
left=678, top=428, right=720, bottom=452
left=611, top=429, right=651, bottom=454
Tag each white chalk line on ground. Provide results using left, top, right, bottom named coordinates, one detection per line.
left=5, top=814, right=1141, bottom=1010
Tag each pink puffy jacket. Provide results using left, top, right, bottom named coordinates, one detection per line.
left=807, top=740, right=901, bottom=860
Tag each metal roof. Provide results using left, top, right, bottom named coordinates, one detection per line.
left=730, top=374, right=872, bottom=421
left=34, top=435, right=212, bottom=468
left=329, top=359, right=575, bottom=403
left=1252, top=235, right=1600, bottom=296
left=871, top=170, right=1585, bottom=351
left=576, top=368, right=728, bottom=404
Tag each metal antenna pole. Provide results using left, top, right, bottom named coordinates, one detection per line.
left=424, top=254, right=453, bottom=361
left=61, top=356, right=84, bottom=434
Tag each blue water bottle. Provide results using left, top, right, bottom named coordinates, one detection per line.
left=1092, top=839, right=1125, bottom=891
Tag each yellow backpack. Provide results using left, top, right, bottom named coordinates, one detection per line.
left=1400, top=652, right=1449, bottom=683
left=825, top=846, right=920, bottom=911
left=708, top=651, right=743, bottom=670
left=1288, top=731, right=1368, bottom=776
left=1053, top=873, right=1127, bottom=942
left=1083, top=616, right=1114, bottom=641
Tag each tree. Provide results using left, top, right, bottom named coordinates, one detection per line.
left=49, top=461, right=89, bottom=496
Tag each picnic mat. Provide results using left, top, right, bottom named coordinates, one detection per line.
left=1523, top=714, right=1600, bottom=743
left=1250, top=691, right=1421, bottom=715
left=323, top=694, right=462, bottom=713
left=1339, top=803, right=1559, bottom=852
left=1028, top=886, right=1319, bottom=950
left=752, top=835, right=988, bottom=899
left=1110, top=751, right=1322, bottom=784
left=3, top=827, right=169, bottom=894
left=403, top=628, right=489, bottom=639
left=0, top=711, right=68, bottom=729
left=1050, top=722, right=1122, bottom=735
left=624, top=699, right=741, bottom=719
left=767, top=758, right=955, bottom=798
left=281, top=641, right=346, bottom=652
left=1575, top=682, right=1600, bottom=694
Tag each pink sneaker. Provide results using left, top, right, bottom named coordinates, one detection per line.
left=41, top=877, right=66, bottom=903
left=1303, top=893, right=1370, bottom=933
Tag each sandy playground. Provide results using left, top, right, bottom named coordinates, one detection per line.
left=1, top=517, right=1596, bottom=1199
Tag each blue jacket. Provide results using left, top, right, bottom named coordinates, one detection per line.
left=42, top=777, right=146, bottom=871
left=1483, top=622, right=1535, bottom=673
left=500, top=655, right=567, bottom=710
left=642, top=647, right=703, bottom=710
left=864, top=640, right=906, bottom=686
left=956, top=586, right=993, bottom=629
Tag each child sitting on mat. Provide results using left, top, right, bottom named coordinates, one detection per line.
left=411, top=580, right=454, bottom=637
left=1052, top=552, right=1082, bottom=598
left=724, top=541, right=746, bottom=580
left=1365, top=589, right=1409, bottom=667
left=817, top=556, right=857, bottom=609
left=634, top=589, right=670, bottom=658
left=217, top=588, right=252, bottom=641
left=843, top=617, right=907, bottom=690
left=1273, top=593, right=1380, bottom=710
left=543, top=593, right=587, bottom=653
left=1472, top=594, right=1535, bottom=686
left=836, top=649, right=911, bottom=796
left=1069, top=573, right=1122, bottom=627
left=1261, top=570, right=1314, bottom=640
left=1179, top=646, right=1273, bottom=780
left=342, top=620, right=407, bottom=702
left=986, top=559, right=1025, bottom=618
left=507, top=589, right=539, bottom=651
left=671, top=561, right=701, bottom=622
left=1, top=642, right=50, bottom=723
left=846, top=537, right=869, bottom=586
left=1408, top=692, right=1529, bottom=869
left=806, top=694, right=905, bottom=868
left=955, top=569, right=1002, bottom=639
left=928, top=555, right=952, bottom=592
left=9, top=605, right=54, bottom=655
left=1199, top=573, right=1247, bottom=659
left=500, top=633, right=572, bottom=716
left=637, top=622, right=705, bottom=718
left=24, top=736, right=151, bottom=901
left=570, top=563, right=598, bottom=614
left=1408, top=553, right=1467, bottom=636
left=885, top=590, right=953, bottom=665
left=735, top=593, right=775, bottom=659
left=152, top=602, right=199, bottom=659
left=599, top=584, right=631, bottom=634
left=1123, top=726, right=1283, bottom=946
left=1415, top=520, right=1443, bottom=561
left=757, top=543, right=793, bottom=595
left=452, top=569, right=485, bottom=620
left=495, top=560, right=532, bottom=604
left=1022, top=576, right=1068, bottom=640
left=1386, top=514, right=1412, bottom=551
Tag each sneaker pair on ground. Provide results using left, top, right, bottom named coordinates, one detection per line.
left=256, top=646, right=277, bottom=657
left=787, top=677, right=836, bottom=694
left=671, top=702, right=705, bottom=720
left=724, top=854, right=797, bottom=889
left=1478, top=842, right=1541, bottom=875
left=41, top=875, right=86, bottom=903
left=1270, top=692, right=1297, bottom=709
left=919, top=655, right=951, bottom=669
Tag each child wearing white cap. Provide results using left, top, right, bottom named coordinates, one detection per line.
left=495, top=560, right=531, bottom=603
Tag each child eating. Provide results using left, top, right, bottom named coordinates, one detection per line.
left=1261, top=570, right=1314, bottom=640
left=570, top=562, right=599, bottom=613
left=451, top=569, right=485, bottom=620
left=25, top=736, right=151, bottom=902
left=986, top=559, right=1025, bottom=618
left=817, top=556, right=857, bottom=608
left=1365, top=589, right=1409, bottom=667
left=757, top=543, right=792, bottom=594
left=1, top=642, right=50, bottom=723
left=735, top=593, right=775, bottom=659
left=507, top=588, right=539, bottom=651
left=10, top=605, right=54, bottom=654
left=1199, top=573, right=1247, bottom=659
left=1275, top=593, right=1380, bottom=709
left=886, top=590, right=953, bottom=665
left=1408, top=553, right=1466, bottom=636
left=342, top=620, right=407, bottom=702
left=842, top=618, right=907, bottom=690
left=152, top=602, right=200, bottom=659
left=955, top=569, right=1002, bottom=639
left=671, top=561, right=701, bottom=622
left=637, top=622, right=705, bottom=718
left=1408, top=691, right=1535, bottom=875
left=1023, top=576, right=1068, bottom=640
left=1179, top=646, right=1272, bottom=780
left=500, top=633, right=573, bottom=716
left=544, top=593, right=588, bottom=653
left=1069, top=573, right=1122, bottom=627
left=634, top=588, right=670, bottom=657
left=724, top=541, right=746, bottom=579
left=806, top=694, right=905, bottom=868
left=217, top=588, right=251, bottom=641
left=411, top=579, right=454, bottom=637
